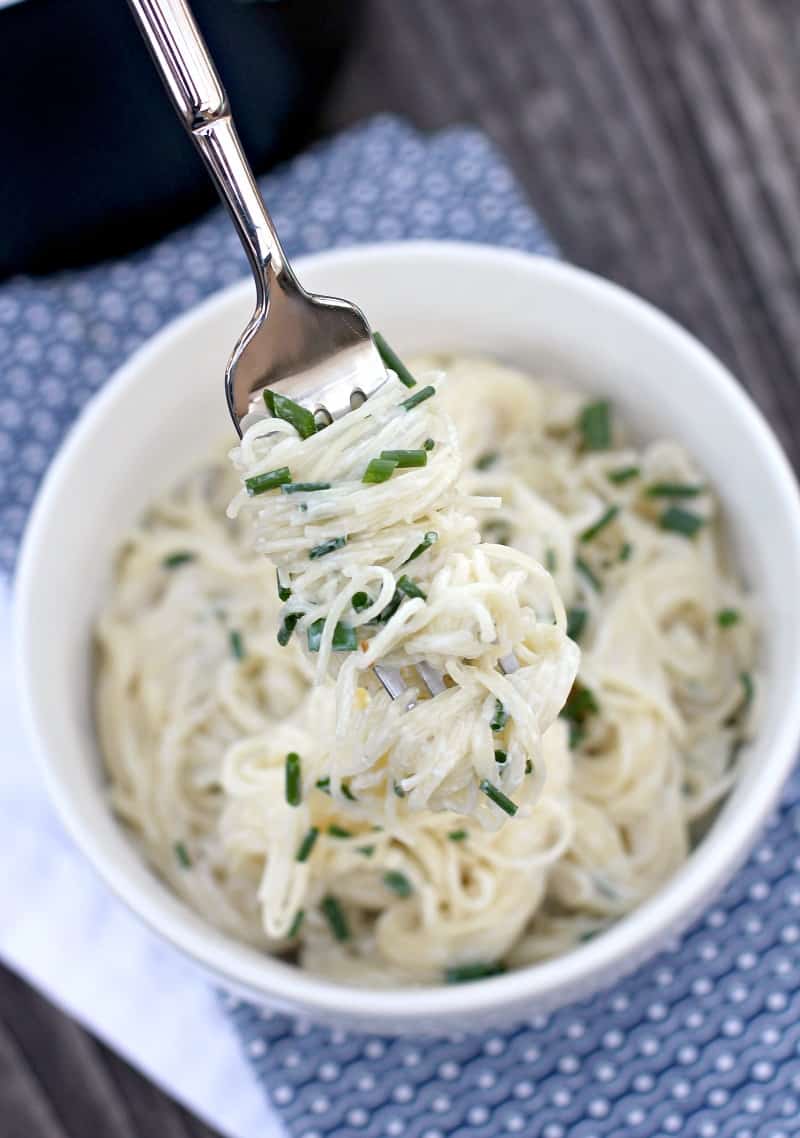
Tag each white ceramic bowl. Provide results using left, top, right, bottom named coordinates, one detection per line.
left=16, top=241, right=800, bottom=1034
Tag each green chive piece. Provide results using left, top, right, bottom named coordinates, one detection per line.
left=396, top=575, right=426, bottom=600
left=264, top=389, right=316, bottom=439
left=401, top=384, right=436, bottom=411
left=276, top=570, right=292, bottom=602
left=448, top=829, right=468, bottom=842
left=357, top=844, right=375, bottom=857
left=479, top=779, right=518, bottom=816
left=490, top=699, right=508, bottom=732
left=494, top=749, right=508, bottom=764
left=229, top=629, right=245, bottom=660
left=445, top=961, right=506, bottom=984
left=393, top=780, right=406, bottom=798
left=545, top=548, right=558, bottom=573
left=380, top=448, right=428, bottom=468
left=363, top=457, right=398, bottom=484
left=645, top=482, right=704, bottom=498
left=383, top=870, right=413, bottom=898
left=424, top=438, right=435, bottom=451
left=607, top=466, right=640, bottom=484
left=315, top=777, right=331, bottom=794
left=174, top=841, right=191, bottom=869
left=717, top=608, right=741, bottom=628
left=372, top=591, right=403, bottom=625
left=660, top=506, right=705, bottom=538
left=245, top=466, right=292, bottom=496
left=566, top=607, right=588, bottom=642
left=277, top=611, right=302, bottom=646
left=475, top=451, right=499, bottom=471
left=307, top=618, right=357, bottom=652
left=321, top=895, right=350, bottom=941
left=287, top=909, right=305, bottom=939
left=739, top=671, right=754, bottom=715
left=373, top=331, right=417, bottom=388
left=309, top=536, right=347, bottom=560
left=285, top=752, right=302, bottom=807
left=578, top=928, right=601, bottom=944
left=351, top=591, right=371, bottom=613
left=341, top=781, right=357, bottom=802
left=576, top=555, right=602, bottom=591
left=578, top=400, right=612, bottom=451
left=580, top=505, right=620, bottom=543
left=281, top=481, right=331, bottom=494
left=327, top=824, right=352, bottom=839
left=560, top=681, right=600, bottom=749
left=404, top=530, right=438, bottom=565
left=619, top=541, right=633, bottom=562
left=296, top=827, right=319, bottom=862
left=525, top=759, right=533, bottom=775
left=163, top=551, right=195, bottom=569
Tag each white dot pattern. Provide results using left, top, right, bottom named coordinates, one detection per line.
left=8, top=115, right=800, bottom=1138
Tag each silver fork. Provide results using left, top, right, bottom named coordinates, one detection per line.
left=129, top=0, right=519, bottom=704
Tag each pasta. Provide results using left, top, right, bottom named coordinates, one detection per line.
left=95, top=356, right=757, bottom=983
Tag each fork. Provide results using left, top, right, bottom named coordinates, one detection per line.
left=128, top=0, right=518, bottom=703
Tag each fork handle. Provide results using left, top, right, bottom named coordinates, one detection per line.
left=127, top=0, right=288, bottom=298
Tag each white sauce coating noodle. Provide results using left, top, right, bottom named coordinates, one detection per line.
left=95, top=357, right=757, bottom=982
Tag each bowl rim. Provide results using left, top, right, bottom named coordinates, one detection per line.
left=15, top=239, right=800, bottom=1025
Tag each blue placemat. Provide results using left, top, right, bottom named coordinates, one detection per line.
left=3, top=116, right=799, bottom=1138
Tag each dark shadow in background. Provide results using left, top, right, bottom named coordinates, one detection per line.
left=0, top=0, right=361, bottom=279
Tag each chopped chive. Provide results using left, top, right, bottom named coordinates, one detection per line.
left=578, top=928, right=601, bottom=944
left=281, top=481, right=331, bottom=494
left=525, top=759, right=533, bottom=775
left=351, top=591, right=371, bottom=613
left=307, top=618, right=357, bottom=652
left=445, top=961, right=506, bottom=984
left=373, top=331, right=416, bottom=388
left=480, top=779, right=518, bottom=816
left=393, top=780, right=406, bottom=798
left=372, top=591, right=403, bottom=625
left=277, top=611, right=302, bottom=646
left=163, top=551, right=195, bottom=569
left=229, top=629, right=245, bottom=660
left=494, top=749, right=508, bottom=764
left=287, top=909, right=305, bottom=938
left=739, top=671, right=754, bottom=715
left=578, top=400, right=611, bottom=451
left=568, top=722, right=585, bottom=749
left=404, top=530, right=438, bottom=565
left=717, top=608, right=741, bottom=628
left=296, top=827, right=319, bottom=862
left=380, top=448, right=428, bottom=468
left=561, top=681, right=600, bottom=749
left=607, top=466, right=640, bottom=484
left=660, top=506, right=705, bottom=538
left=576, top=555, right=602, bottom=592
left=645, top=482, right=704, bottom=498
left=619, top=541, right=633, bottom=562
left=475, top=451, right=499, bottom=471
left=363, top=457, right=398, bottom=484
left=321, top=894, right=350, bottom=941
left=545, top=548, right=558, bottom=573
left=396, top=575, right=426, bottom=600
left=383, top=870, right=413, bottom=898
left=174, top=841, right=191, bottom=869
left=401, top=384, right=435, bottom=411
left=327, top=824, right=352, bottom=839
left=316, top=776, right=331, bottom=794
left=245, top=466, right=292, bottom=496
left=285, top=752, right=302, bottom=807
left=357, top=844, right=375, bottom=857
left=424, top=438, right=435, bottom=451
left=580, top=505, right=620, bottom=543
left=490, top=699, right=508, bottom=732
left=264, top=389, right=316, bottom=439
left=309, top=535, right=347, bottom=560
left=448, top=829, right=468, bottom=842
left=566, top=607, right=588, bottom=642
left=276, top=570, right=291, bottom=602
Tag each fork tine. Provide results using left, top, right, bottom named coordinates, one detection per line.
left=417, top=661, right=447, bottom=696
left=373, top=664, right=407, bottom=701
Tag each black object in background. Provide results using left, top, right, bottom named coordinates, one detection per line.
left=0, top=0, right=360, bottom=280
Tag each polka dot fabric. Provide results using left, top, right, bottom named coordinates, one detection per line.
left=5, top=115, right=798, bottom=1137
left=233, top=774, right=800, bottom=1138
left=0, top=116, right=555, bottom=578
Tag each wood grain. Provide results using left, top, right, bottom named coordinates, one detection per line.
left=3, top=1, right=798, bottom=1132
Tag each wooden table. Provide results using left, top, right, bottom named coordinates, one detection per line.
left=3, top=2, right=798, bottom=1133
